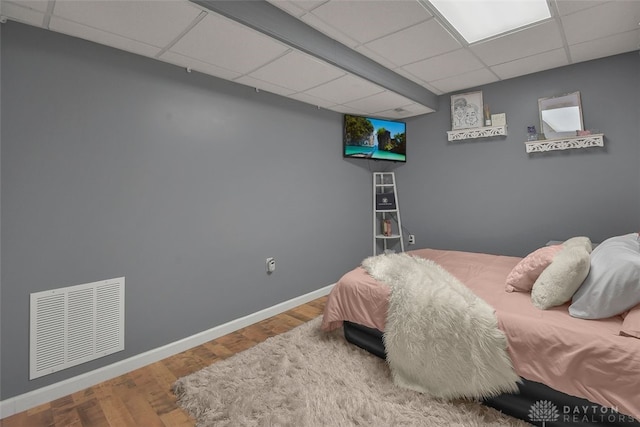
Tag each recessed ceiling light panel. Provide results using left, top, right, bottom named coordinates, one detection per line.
left=428, top=0, right=552, bottom=44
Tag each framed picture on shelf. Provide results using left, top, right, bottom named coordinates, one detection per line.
left=451, top=91, right=483, bottom=130
left=491, top=113, right=506, bottom=127
left=375, top=192, right=396, bottom=210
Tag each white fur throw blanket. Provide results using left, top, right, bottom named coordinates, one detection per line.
left=362, top=253, right=519, bottom=400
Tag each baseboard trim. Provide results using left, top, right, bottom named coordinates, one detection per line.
left=0, top=283, right=334, bottom=419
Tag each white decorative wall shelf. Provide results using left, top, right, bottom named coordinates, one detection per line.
left=524, top=134, right=604, bottom=153
left=447, top=125, right=507, bottom=142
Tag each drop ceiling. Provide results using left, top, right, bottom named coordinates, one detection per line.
left=1, top=0, right=639, bottom=119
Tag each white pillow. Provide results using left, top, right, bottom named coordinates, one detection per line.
left=531, top=246, right=591, bottom=310
left=562, top=236, right=592, bottom=253
left=569, top=233, right=640, bottom=319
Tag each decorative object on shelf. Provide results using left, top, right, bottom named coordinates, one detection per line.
left=375, top=192, right=396, bottom=210
left=526, top=90, right=604, bottom=153
left=484, top=104, right=492, bottom=126
left=382, top=219, right=392, bottom=236
left=538, top=91, right=584, bottom=140
left=491, top=113, right=506, bottom=127
left=451, top=91, right=483, bottom=130
left=447, top=125, right=507, bottom=141
left=525, top=133, right=604, bottom=153
left=527, top=125, right=538, bottom=141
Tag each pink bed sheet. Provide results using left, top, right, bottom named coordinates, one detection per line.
left=321, top=248, right=640, bottom=420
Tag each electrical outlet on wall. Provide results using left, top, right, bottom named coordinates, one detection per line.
left=266, top=257, right=276, bottom=273
left=408, top=235, right=416, bottom=245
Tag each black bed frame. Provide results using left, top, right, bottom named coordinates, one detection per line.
left=343, top=321, right=639, bottom=427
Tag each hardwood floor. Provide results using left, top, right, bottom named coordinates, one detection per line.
left=1, top=296, right=328, bottom=427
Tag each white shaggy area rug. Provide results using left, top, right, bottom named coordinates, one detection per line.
left=173, top=317, right=531, bottom=426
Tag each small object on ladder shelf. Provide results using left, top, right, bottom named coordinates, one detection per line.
left=376, top=193, right=396, bottom=210
left=382, top=219, right=392, bottom=236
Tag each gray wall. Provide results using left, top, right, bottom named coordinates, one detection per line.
left=2, top=21, right=639, bottom=402
left=399, top=52, right=640, bottom=257
left=1, top=22, right=374, bottom=399
left=0, top=20, right=3, bottom=400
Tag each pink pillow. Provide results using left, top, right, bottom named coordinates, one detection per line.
left=621, top=305, right=640, bottom=339
left=506, top=245, right=563, bottom=292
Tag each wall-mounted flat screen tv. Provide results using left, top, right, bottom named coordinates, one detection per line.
left=343, top=114, right=406, bottom=162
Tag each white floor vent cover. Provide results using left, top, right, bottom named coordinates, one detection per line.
left=30, top=277, right=125, bottom=380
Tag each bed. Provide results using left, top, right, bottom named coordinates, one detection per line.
left=321, top=240, right=640, bottom=426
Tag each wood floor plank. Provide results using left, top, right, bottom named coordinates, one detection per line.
left=1, top=408, right=54, bottom=427
left=287, top=305, right=321, bottom=322
left=213, top=331, right=258, bottom=354
left=0, top=297, right=327, bottom=427
left=159, top=408, right=195, bottom=427
left=25, top=402, right=52, bottom=417
left=120, top=392, right=166, bottom=427
left=237, top=322, right=273, bottom=343
left=51, top=406, right=82, bottom=427
left=97, top=394, right=139, bottom=427
left=76, top=398, right=109, bottom=427
left=147, top=361, right=179, bottom=391
left=200, top=341, right=233, bottom=360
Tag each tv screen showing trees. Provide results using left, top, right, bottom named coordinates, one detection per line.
left=343, top=114, right=406, bottom=162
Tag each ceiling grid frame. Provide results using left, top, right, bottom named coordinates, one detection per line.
left=0, top=0, right=638, bottom=118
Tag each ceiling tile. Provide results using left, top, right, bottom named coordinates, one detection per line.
left=1, top=1, right=45, bottom=27
left=248, top=50, right=346, bottom=92
left=5, top=0, right=48, bottom=13
left=390, top=66, right=427, bottom=85
left=344, top=90, right=414, bottom=114
left=303, top=74, right=385, bottom=105
left=233, top=75, right=296, bottom=97
left=490, top=48, right=569, bottom=80
left=402, top=48, right=484, bottom=83
left=561, top=1, right=640, bottom=45
left=353, top=45, right=400, bottom=70
left=288, top=92, right=337, bottom=109
left=470, top=20, right=564, bottom=66
left=430, top=68, right=499, bottom=94
left=168, top=13, right=291, bottom=75
left=376, top=103, right=435, bottom=119
left=159, top=51, right=241, bottom=81
left=554, top=0, right=609, bottom=16
left=268, top=0, right=327, bottom=15
left=308, top=0, right=431, bottom=44
left=52, top=0, right=202, bottom=47
left=364, top=19, right=462, bottom=67
left=49, top=16, right=162, bottom=58
left=299, top=12, right=359, bottom=48
left=329, top=104, right=370, bottom=117
left=265, top=0, right=308, bottom=18
left=405, top=103, right=436, bottom=115
left=391, top=68, right=444, bottom=95
left=569, top=29, right=640, bottom=64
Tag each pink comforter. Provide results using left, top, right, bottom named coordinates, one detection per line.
left=322, top=248, right=640, bottom=420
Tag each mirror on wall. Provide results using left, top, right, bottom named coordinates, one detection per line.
left=538, top=91, right=584, bottom=140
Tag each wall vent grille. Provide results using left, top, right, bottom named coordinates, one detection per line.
left=30, top=277, right=125, bottom=379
